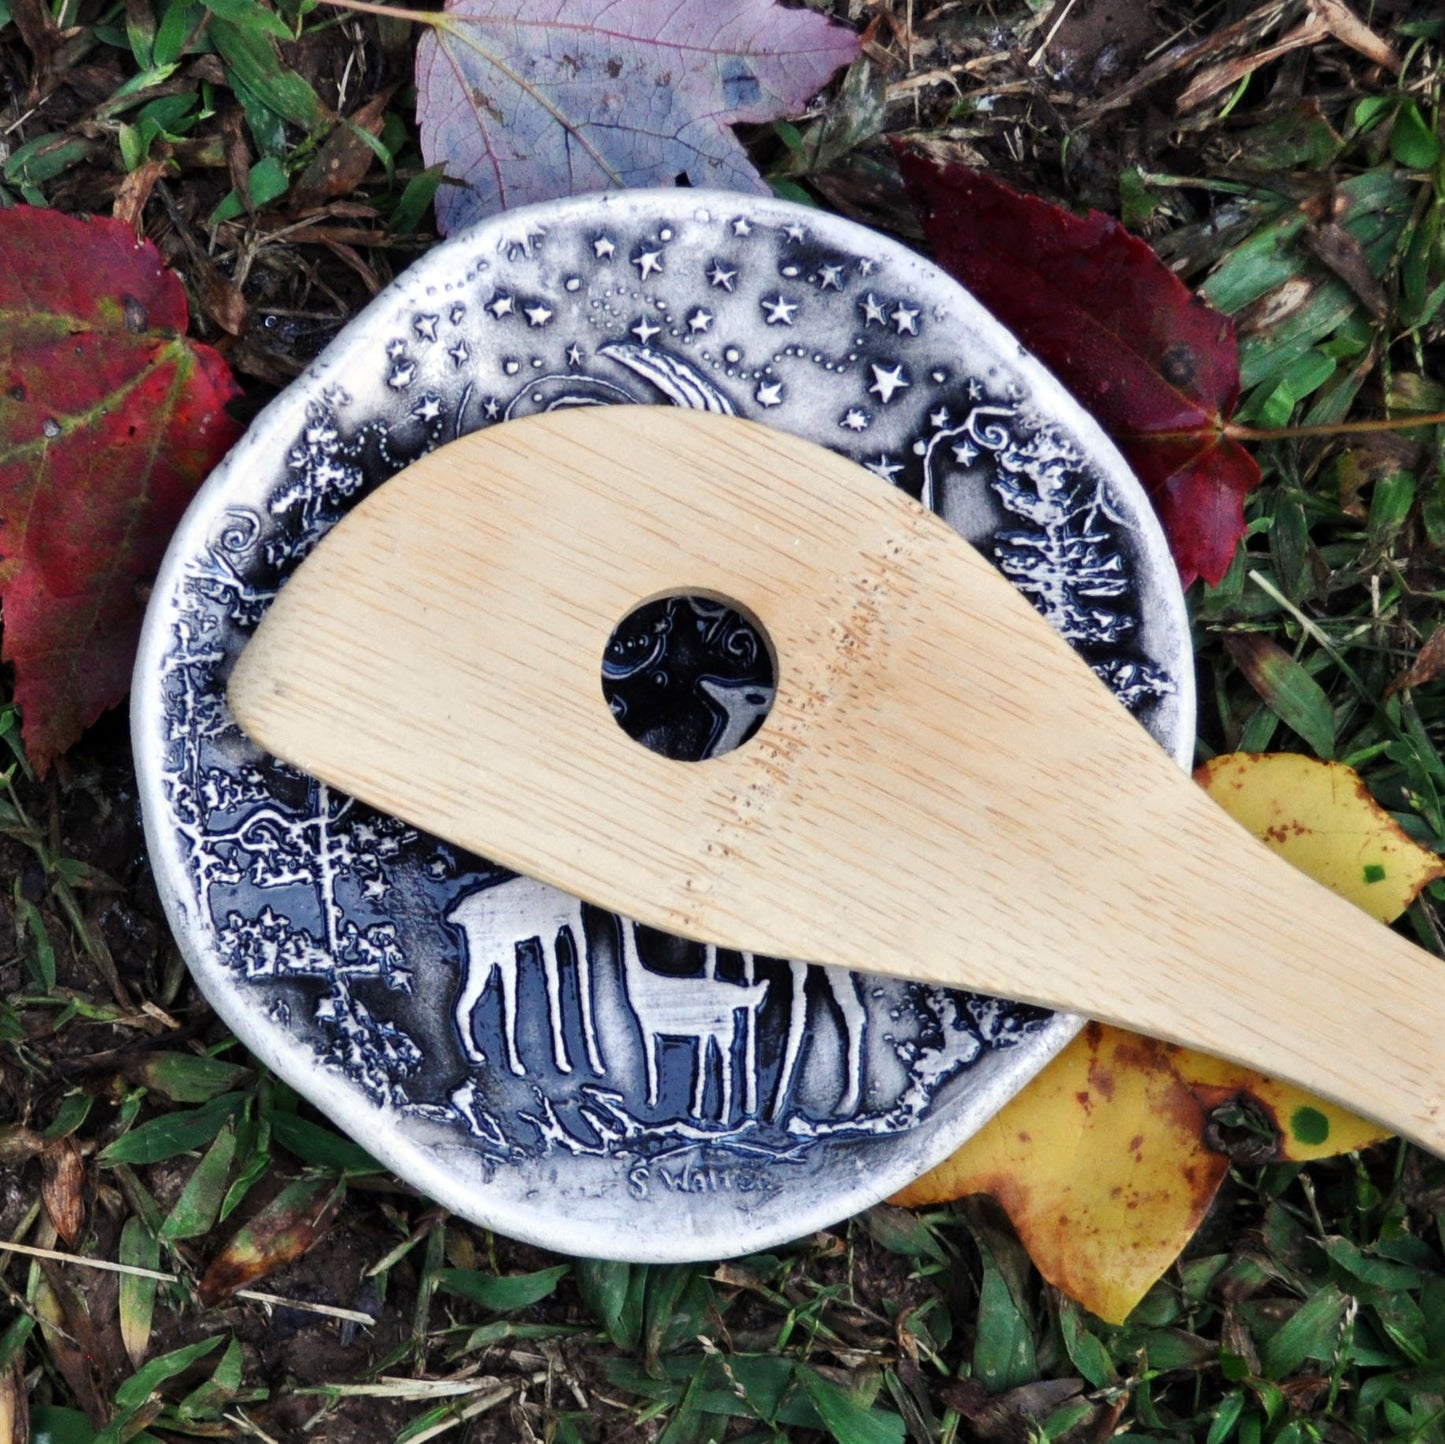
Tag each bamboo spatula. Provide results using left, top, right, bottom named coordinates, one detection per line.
left=228, top=406, right=1445, bottom=1155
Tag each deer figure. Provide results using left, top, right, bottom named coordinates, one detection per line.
left=617, top=922, right=769, bottom=1122
left=771, top=963, right=866, bottom=1120
left=697, top=675, right=775, bottom=756
left=447, top=878, right=605, bottom=1077
left=692, top=946, right=867, bottom=1120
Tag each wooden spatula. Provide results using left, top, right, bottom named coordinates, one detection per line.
left=228, top=406, right=1445, bottom=1155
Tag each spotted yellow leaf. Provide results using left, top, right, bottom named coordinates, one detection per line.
left=893, top=1023, right=1229, bottom=1324
left=893, top=754, right=1437, bottom=1322
left=1197, top=752, right=1445, bottom=922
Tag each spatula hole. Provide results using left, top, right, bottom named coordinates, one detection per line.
left=601, top=593, right=775, bottom=761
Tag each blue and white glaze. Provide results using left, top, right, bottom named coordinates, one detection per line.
left=133, top=191, right=1195, bottom=1261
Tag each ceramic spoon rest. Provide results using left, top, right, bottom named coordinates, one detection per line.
left=134, top=189, right=1197, bottom=1259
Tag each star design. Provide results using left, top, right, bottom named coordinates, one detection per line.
left=448, top=341, right=470, bottom=367
left=930, top=406, right=950, bottom=428
left=386, top=338, right=408, bottom=359
left=566, top=343, right=584, bottom=366
left=858, top=257, right=877, bottom=276
left=483, top=397, right=501, bottom=419
left=967, top=377, right=985, bottom=400
left=411, top=395, right=442, bottom=422
left=866, top=455, right=904, bottom=482
left=707, top=261, right=737, bottom=290
left=869, top=363, right=909, bottom=404
left=632, top=317, right=662, bottom=344
left=783, top=222, right=806, bottom=242
left=687, top=308, right=714, bottom=333
left=633, top=249, right=664, bottom=279
left=593, top=235, right=616, bottom=258
left=525, top=303, right=554, bottom=327
left=762, top=295, right=799, bottom=326
left=840, top=409, right=870, bottom=431
left=732, top=216, right=752, bottom=236
left=860, top=293, right=888, bottom=326
left=952, top=441, right=979, bottom=466
left=817, top=263, right=844, bottom=290
left=414, top=314, right=439, bottom=342
left=387, top=362, right=416, bottom=391
left=755, top=381, right=784, bottom=407
left=488, top=293, right=514, bottom=318
left=891, top=303, right=920, bottom=335
left=450, top=305, right=466, bottom=324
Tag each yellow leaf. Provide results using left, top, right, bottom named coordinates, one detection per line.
left=1195, top=752, right=1445, bottom=923
left=893, top=1023, right=1227, bottom=1324
left=893, top=753, right=1437, bottom=1322
left=1178, top=1052, right=1392, bottom=1163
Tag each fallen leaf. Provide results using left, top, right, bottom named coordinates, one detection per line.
left=1176, top=0, right=1397, bottom=112
left=0, top=208, right=243, bottom=771
left=0, top=1359, right=24, bottom=1444
left=937, top=1371, right=1087, bottom=1438
left=198, top=1175, right=345, bottom=1304
left=894, top=754, right=1427, bottom=1322
left=1081, top=0, right=1295, bottom=120
left=894, top=152, right=1262, bottom=587
left=1308, top=0, right=1401, bottom=73
left=112, top=157, right=172, bottom=235
left=1196, top=752, right=1445, bottom=924
left=40, top=1137, right=86, bottom=1246
left=415, top=0, right=860, bottom=234
left=1175, top=11, right=1331, bottom=114
left=894, top=1024, right=1229, bottom=1323
left=1395, top=626, right=1445, bottom=693
left=291, top=89, right=396, bottom=210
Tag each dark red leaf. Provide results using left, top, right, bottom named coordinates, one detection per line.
left=895, top=150, right=1261, bottom=587
left=0, top=207, right=243, bottom=770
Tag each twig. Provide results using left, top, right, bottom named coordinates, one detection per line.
left=321, top=0, right=442, bottom=24
left=296, top=1378, right=516, bottom=1399
left=1227, top=410, right=1445, bottom=440
left=226, top=1409, right=285, bottom=1444
left=0, top=1240, right=376, bottom=1325
left=1029, top=0, right=1080, bottom=68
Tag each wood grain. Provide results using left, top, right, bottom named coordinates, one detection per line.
left=229, top=407, right=1445, bottom=1154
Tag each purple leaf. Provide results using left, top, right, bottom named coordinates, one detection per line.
left=416, top=0, right=860, bottom=235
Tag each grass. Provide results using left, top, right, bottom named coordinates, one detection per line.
left=2, top=0, right=1445, bottom=1440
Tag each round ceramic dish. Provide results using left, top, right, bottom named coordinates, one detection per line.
left=133, top=190, right=1195, bottom=1262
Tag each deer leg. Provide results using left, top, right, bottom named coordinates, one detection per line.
left=499, top=952, right=525, bottom=1076
left=742, top=954, right=758, bottom=1116
left=544, top=935, right=572, bottom=1074
left=719, top=1026, right=735, bottom=1124
left=828, top=972, right=867, bottom=1116
left=690, top=1037, right=710, bottom=1118
left=572, top=923, right=606, bottom=1075
left=769, top=961, right=810, bottom=1121
left=453, top=958, right=491, bottom=1066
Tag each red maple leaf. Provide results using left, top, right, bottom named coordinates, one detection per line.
left=0, top=208, right=243, bottom=771
left=895, top=150, right=1260, bottom=587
